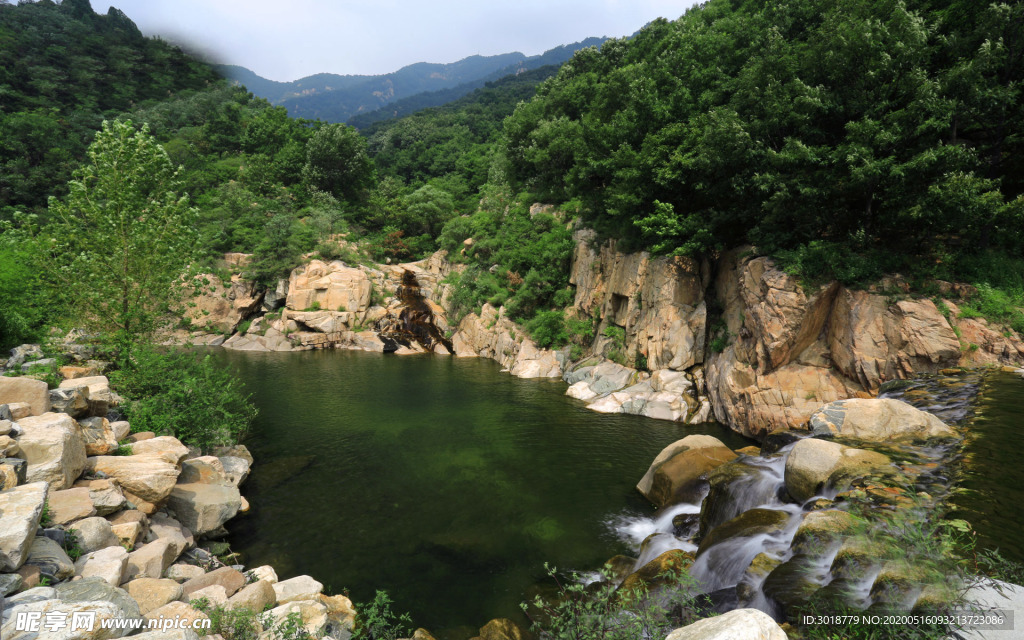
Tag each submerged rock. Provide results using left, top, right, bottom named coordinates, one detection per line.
left=619, top=549, right=694, bottom=593
left=697, top=508, right=791, bottom=557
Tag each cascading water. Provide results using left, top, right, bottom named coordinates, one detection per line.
left=376, top=270, right=454, bottom=353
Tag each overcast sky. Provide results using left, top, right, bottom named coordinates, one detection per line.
left=96, top=0, right=700, bottom=81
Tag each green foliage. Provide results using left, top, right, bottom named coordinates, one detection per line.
left=110, top=347, right=257, bottom=453
left=62, top=529, right=83, bottom=562
left=522, top=564, right=706, bottom=640
left=0, top=219, right=52, bottom=349
left=237, top=320, right=252, bottom=335
left=352, top=590, right=412, bottom=640
left=957, top=283, right=1024, bottom=334
left=40, top=500, right=53, bottom=527
left=526, top=310, right=569, bottom=349
left=192, top=599, right=313, bottom=640
left=39, top=120, right=197, bottom=354
left=303, top=123, right=375, bottom=204
left=602, top=325, right=627, bottom=365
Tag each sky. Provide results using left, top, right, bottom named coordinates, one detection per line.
left=96, top=0, right=701, bottom=82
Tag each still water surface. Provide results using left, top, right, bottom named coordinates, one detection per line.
left=217, top=349, right=753, bottom=637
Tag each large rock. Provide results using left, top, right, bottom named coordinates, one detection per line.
left=452, top=304, right=564, bottom=379
left=166, top=483, right=241, bottom=536
left=218, top=456, right=250, bottom=487
left=49, top=386, right=91, bottom=419
left=68, top=517, right=120, bottom=554
left=24, top=535, right=75, bottom=580
left=474, top=618, right=531, bottom=640
left=181, top=566, right=245, bottom=597
left=784, top=438, right=892, bottom=502
left=185, top=272, right=263, bottom=334
left=143, top=601, right=209, bottom=629
left=287, top=260, right=371, bottom=313
left=79, top=417, right=118, bottom=456
left=0, top=377, right=50, bottom=416
left=227, top=579, right=276, bottom=612
left=74, top=544, right=128, bottom=586
left=15, top=412, right=87, bottom=489
left=807, top=398, right=956, bottom=443
left=177, top=457, right=227, bottom=485
left=85, top=454, right=180, bottom=504
left=125, top=577, right=184, bottom=615
left=124, top=539, right=177, bottom=582
left=0, top=481, right=47, bottom=570
left=127, top=436, right=189, bottom=464
left=273, top=575, right=323, bottom=605
left=619, top=549, right=694, bottom=593
left=58, top=375, right=114, bottom=416
left=664, top=608, right=787, bottom=640
left=266, top=600, right=328, bottom=637
left=147, top=514, right=194, bottom=557
left=637, top=435, right=738, bottom=507
left=74, top=478, right=127, bottom=516
left=1, top=597, right=134, bottom=639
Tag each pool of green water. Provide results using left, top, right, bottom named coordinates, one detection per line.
left=948, top=372, right=1024, bottom=565
left=216, top=349, right=753, bottom=638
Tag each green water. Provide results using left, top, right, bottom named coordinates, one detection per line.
left=948, top=372, right=1024, bottom=565
left=216, top=349, right=753, bottom=638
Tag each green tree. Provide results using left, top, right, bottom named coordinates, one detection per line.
left=41, top=119, right=197, bottom=353
left=303, top=123, right=375, bottom=203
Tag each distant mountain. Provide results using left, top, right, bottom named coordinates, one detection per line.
left=216, top=37, right=606, bottom=124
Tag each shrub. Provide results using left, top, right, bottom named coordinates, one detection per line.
left=192, top=599, right=312, bottom=640
left=236, top=320, right=252, bottom=335
left=526, top=310, right=569, bottom=348
left=110, top=347, right=257, bottom=453
left=352, top=591, right=412, bottom=640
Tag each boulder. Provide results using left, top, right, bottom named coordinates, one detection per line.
left=111, top=521, right=144, bottom=548
left=128, top=436, right=190, bottom=464
left=784, top=438, right=892, bottom=503
left=0, top=481, right=47, bottom=570
left=287, top=260, right=372, bottom=313
left=48, top=487, right=97, bottom=524
left=474, top=618, right=532, bottom=640
left=165, top=563, right=205, bottom=583
left=273, top=574, right=323, bottom=605
left=189, top=583, right=229, bottom=607
left=110, top=421, right=131, bottom=441
left=147, top=513, right=194, bottom=556
left=15, top=412, right=87, bottom=489
left=166, top=483, right=241, bottom=536
left=697, top=509, right=792, bottom=557
left=125, top=577, right=184, bottom=615
left=133, top=630, right=200, bottom=640
left=637, top=435, right=738, bottom=507
left=218, top=456, right=250, bottom=487
left=1, top=597, right=134, bottom=639
left=58, top=375, right=113, bottom=416
left=74, top=544, right=128, bottom=586
left=619, top=549, right=694, bottom=593
left=24, top=535, right=75, bottom=580
left=178, top=456, right=228, bottom=485
left=185, top=272, right=262, bottom=334
left=85, top=454, right=180, bottom=503
left=212, top=445, right=253, bottom=466
left=79, top=416, right=118, bottom=455
left=248, top=564, right=278, bottom=584
left=68, top=516, right=120, bottom=554
left=144, top=601, right=209, bottom=629
left=74, top=478, right=127, bottom=516
left=124, top=539, right=178, bottom=581
left=807, top=398, right=956, bottom=443
left=0, top=434, right=21, bottom=457
left=49, top=386, right=92, bottom=418
left=664, top=608, right=787, bottom=640
left=266, top=600, right=328, bottom=637
left=5, top=403, right=31, bottom=420
left=181, top=566, right=245, bottom=597
left=0, top=377, right=50, bottom=416
left=0, top=457, right=26, bottom=490
left=227, top=579, right=276, bottom=611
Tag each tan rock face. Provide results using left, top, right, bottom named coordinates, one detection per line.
left=166, top=483, right=241, bottom=536
left=125, top=577, right=184, bottom=615
left=0, top=481, right=47, bottom=571
left=185, top=272, right=263, bottom=334
left=637, top=436, right=738, bottom=507
left=452, top=305, right=563, bottom=379
left=287, top=260, right=371, bottom=313
left=568, top=229, right=708, bottom=371
left=665, top=608, right=787, bottom=640
left=48, top=487, right=97, bottom=524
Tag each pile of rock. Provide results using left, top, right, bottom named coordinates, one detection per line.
left=0, top=370, right=356, bottom=640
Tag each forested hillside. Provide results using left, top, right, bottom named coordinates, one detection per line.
left=0, top=0, right=218, bottom=217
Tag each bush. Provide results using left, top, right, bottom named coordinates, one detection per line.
left=110, top=347, right=257, bottom=453
left=352, top=591, right=412, bottom=640
left=192, top=599, right=312, bottom=640
left=526, top=310, right=569, bottom=348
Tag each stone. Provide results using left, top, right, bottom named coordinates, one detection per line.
left=784, top=438, right=892, bottom=503
left=227, top=578, right=276, bottom=611
left=166, top=563, right=206, bottom=583
left=166, top=483, right=241, bottom=536
left=807, top=398, right=956, bottom=443
left=58, top=375, right=113, bottom=416
left=248, top=564, right=278, bottom=584
left=178, top=456, right=228, bottom=485
left=0, top=572, right=23, bottom=595
left=212, top=445, right=253, bottom=465
left=0, top=456, right=26, bottom=490
left=637, top=435, right=738, bottom=507
left=266, top=600, right=329, bottom=637
left=134, top=630, right=201, bottom=640
left=664, top=608, right=787, bottom=640
left=7, top=344, right=43, bottom=368
left=112, top=521, right=144, bottom=548
left=1, top=598, right=133, bottom=639
left=144, top=601, right=210, bottom=629
left=49, top=386, right=92, bottom=418
left=0, top=481, right=46, bottom=570
left=15, top=412, right=87, bottom=489
left=74, top=478, right=127, bottom=516
left=110, top=421, right=131, bottom=441
left=147, top=513, right=194, bottom=556
left=189, top=583, right=229, bottom=607
left=0, top=434, right=21, bottom=457
left=125, top=577, right=185, bottom=615
left=697, top=509, right=792, bottom=557
left=24, top=535, right=75, bottom=580
left=127, top=431, right=156, bottom=442
left=6, top=403, right=31, bottom=420
left=0, top=377, right=50, bottom=416
left=86, top=454, right=181, bottom=503
left=790, top=510, right=859, bottom=556
left=74, top=544, right=128, bottom=586
left=475, top=618, right=531, bottom=640
left=321, top=593, right=356, bottom=631
left=16, top=564, right=41, bottom=590
left=181, top=566, right=246, bottom=597
left=128, top=436, right=190, bottom=464
left=125, top=539, right=178, bottom=581
left=273, top=574, right=323, bottom=605
left=79, top=416, right=118, bottom=455
left=619, top=549, right=695, bottom=592
left=186, top=272, right=263, bottom=334
left=48, top=487, right=97, bottom=524
left=68, top=516, right=120, bottom=554
left=413, top=629, right=436, bottom=640
left=287, top=260, right=372, bottom=313
left=218, top=456, right=250, bottom=487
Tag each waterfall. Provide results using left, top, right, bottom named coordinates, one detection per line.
left=376, top=270, right=454, bottom=353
